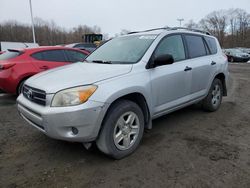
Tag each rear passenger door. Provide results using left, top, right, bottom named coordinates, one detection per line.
left=204, top=36, right=219, bottom=83
left=184, top=34, right=212, bottom=99
left=150, top=34, right=192, bottom=115
left=31, top=50, right=69, bottom=71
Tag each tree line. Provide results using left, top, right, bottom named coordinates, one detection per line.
left=0, top=18, right=103, bottom=46
left=0, top=8, right=250, bottom=48
left=185, top=8, right=250, bottom=48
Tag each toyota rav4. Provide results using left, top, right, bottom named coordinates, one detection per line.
left=17, top=27, right=229, bottom=159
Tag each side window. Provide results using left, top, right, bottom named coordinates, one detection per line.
left=65, top=50, right=87, bottom=62
left=204, top=37, right=217, bottom=54
left=154, top=35, right=185, bottom=62
left=185, top=35, right=207, bottom=58
left=31, top=52, right=43, bottom=60
left=32, top=50, right=67, bottom=62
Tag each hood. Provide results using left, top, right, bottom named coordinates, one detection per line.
left=235, top=52, right=249, bottom=57
left=26, top=62, right=132, bottom=93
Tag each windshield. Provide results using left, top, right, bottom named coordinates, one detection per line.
left=86, top=34, right=157, bottom=64
left=0, top=50, right=22, bottom=60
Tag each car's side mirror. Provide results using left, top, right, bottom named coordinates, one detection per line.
left=154, top=54, right=174, bottom=67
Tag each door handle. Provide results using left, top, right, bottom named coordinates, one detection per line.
left=184, top=66, right=192, bottom=71
left=40, top=65, right=49, bottom=70
left=211, top=61, right=216, bottom=65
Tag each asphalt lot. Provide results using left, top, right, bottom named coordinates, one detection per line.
left=1, top=63, right=250, bottom=188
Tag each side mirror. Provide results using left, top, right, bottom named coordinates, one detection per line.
left=154, top=54, right=174, bottom=67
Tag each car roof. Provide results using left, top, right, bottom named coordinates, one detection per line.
left=225, top=48, right=247, bottom=53
left=6, top=46, right=89, bottom=54
left=25, top=46, right=80, bottom=51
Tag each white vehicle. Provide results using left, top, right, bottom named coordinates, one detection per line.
left=0, top=41, right=39, bottom=52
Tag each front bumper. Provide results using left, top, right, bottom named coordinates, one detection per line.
left=17, top=94, right=107, bottom=142
left=233, top=57, right=250, bottom=62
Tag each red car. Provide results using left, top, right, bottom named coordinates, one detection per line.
left=0, top=46, right=89, bottom=94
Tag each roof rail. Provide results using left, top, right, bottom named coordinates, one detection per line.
left=170, top=27, right=211, bottom=35
left=127, top=27, right=168, bottom=35
left=127, top=27, right=211, bottom=35
left=143, top=27, right=169, bottom=32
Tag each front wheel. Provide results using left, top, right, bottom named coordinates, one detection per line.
left=96, top=100, right=144, bottom=159
left=202, top=78, right=223, bottom=112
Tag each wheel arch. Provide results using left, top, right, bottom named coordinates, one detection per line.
left=16, top=75, right=32, bottom=94
left=214, top=73, right=227, bottom=96
left=100, top=92, right=152, bottom=134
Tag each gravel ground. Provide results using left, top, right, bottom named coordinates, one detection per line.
left=0, top=63, right=250, bottom=188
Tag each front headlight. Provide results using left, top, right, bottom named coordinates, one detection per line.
left=51, top=85, right=97, bottom=107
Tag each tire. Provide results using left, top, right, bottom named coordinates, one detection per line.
left=202, top=78, right=223, bottom=112
left=17, top=80, right=26, bottom=95
left=96, top=100, right=144, bottom=159
left=229, top=57, right=234, bottom=62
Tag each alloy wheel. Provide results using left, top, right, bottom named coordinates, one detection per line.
left=113, top=111, right=140, bottom=151
left=211, top=84, right=221, bottom=108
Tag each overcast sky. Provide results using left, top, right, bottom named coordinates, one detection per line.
left=1, top=0, right=250, bottom=37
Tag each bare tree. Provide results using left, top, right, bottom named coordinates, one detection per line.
left=223, top=8, right=250, bottom=47
left=184, top=20, right=199, bottom=29
left=199, top=10, right=228, bottom=45
left=237, top=9, right=250, bottom=46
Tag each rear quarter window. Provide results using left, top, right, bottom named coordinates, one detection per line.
left=31, top=52, right=43, bottom=60
left=185, top=35, right=207, bottom=58
left=204, top=37, right=217, bottom=54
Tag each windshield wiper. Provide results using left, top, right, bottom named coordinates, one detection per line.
left=91, top=60, right=112, bottom=64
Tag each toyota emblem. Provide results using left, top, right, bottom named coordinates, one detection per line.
left=26, top=89, right=33, bottom=99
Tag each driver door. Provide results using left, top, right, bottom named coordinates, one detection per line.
left=150, top=34, right=192, bottom=116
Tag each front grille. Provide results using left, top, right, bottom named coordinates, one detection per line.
left=23, top=85, right=46, bottom=106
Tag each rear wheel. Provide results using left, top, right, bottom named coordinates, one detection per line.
left=202, top=78, right=223, bottom=112
left=96, top=100, right=144, bottom=159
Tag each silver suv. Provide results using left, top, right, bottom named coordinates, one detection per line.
left=17, top=28, right=229, bottom=159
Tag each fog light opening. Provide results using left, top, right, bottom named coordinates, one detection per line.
left=71, top=127, right=79, bottom=135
